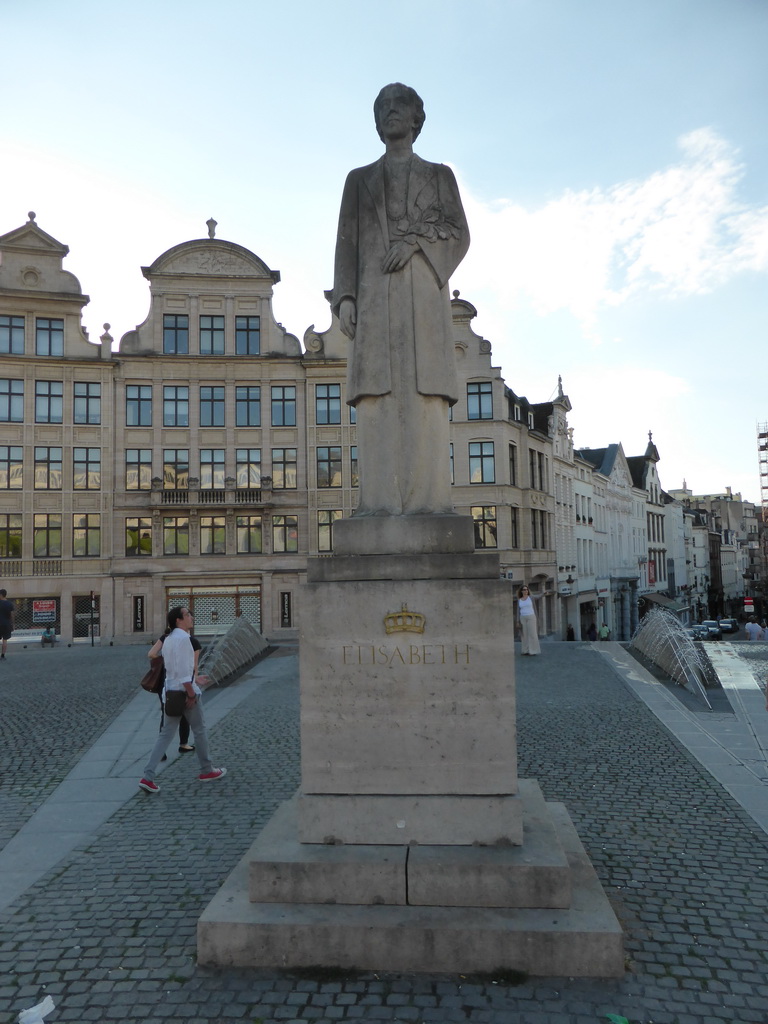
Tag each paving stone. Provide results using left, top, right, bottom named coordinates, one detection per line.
left=1, top=646, right=768, bottom=1024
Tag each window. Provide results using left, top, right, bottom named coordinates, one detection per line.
left=198, top=387, right=225, bottom=428
left=271, top=385, right=296, bottom=426
left=163, top=314, right=188, bottom=354
left=200, top=516, right=226, bottom=555
left=126, top=385, right=152, bottom=426
left=469, top=441, right=495, bottom=483
left=73, top=382, right=101, bottom=424
left=35, top=380, right=63, bottom=423
left=163, top=386, right=189, bottom=427
left=73, top=447, right=101, bottom=490
left=509, top=443, right=517, bottom=486
left=200, top=385, right=224, bottom=427
left=529, top=450, right=538, bottom=489
left=73, top=513, right=100, bottom=557
left=349, top=404, right=357, bottom=424
left=273, top=514, right=298, bottom=552
left=0, top=446, right=23, bottom=489
left=34, top=447, right=62, bottom=490
left=236, top=448, right=261, bottom=488
left=36, top=317, right=63, bottom=356
left=350, top=446, right=358, bottom=488
left=318, top=509, right=342, bottom=552
left=317, top=446, right=342, bottom=488
left=0, top=514, right=22, bottom=558
left=316, top=383, right=341, bottom=424
left=126, top=517, right=152, bottom=556
left=0, top=379, right=24, bottom=422
left=0, top=316, right=24, bottom=355
left=125, top=449, right=152, bottom=490
left=471, top=506, right=497, bottom=549
left=163, top=517, right=189, bottom=555
left=467, top=381, right=492, bottom=420
left=510, top=507, right=519, bottom=548
left=531, top=509, right=548, bottom=549
left=200, top=449, right=225, bottom=489
left=235, top=385, right=261, bottom=426
left=538, top=452, right=547, bottom=492
left=236, top=515, right=262, bottom=553
left=34, top=514, right=62, bottom=557
left=199, top=315, right=224, bottom=355
left=235, top=315, right=260, bottom=355
left=163, top=449, right=189, bottom=489
left=272, top=448, right=297, bottom=489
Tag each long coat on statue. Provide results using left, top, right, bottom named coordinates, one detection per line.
left=331, top=154, right=470, bottom=406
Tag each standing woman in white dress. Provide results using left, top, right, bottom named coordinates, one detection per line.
left=517, top=585, right=541, bottom=656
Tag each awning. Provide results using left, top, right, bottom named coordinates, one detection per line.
left=642, top=592, right=689, bottom=613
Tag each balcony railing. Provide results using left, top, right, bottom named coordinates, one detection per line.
left=0, top=558, right=110, bottom=578
left=150, top=487, right=265, bottom=507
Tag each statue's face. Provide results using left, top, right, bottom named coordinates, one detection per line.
left=376, top=85, right=419, bottom=142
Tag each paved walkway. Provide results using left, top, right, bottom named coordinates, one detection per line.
left=0, top=640, right=767, bottom=1023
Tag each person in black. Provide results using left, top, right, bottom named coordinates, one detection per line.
left=0, top=589, right=14, bottom=660
left=147, top=629, right=201, bottom=753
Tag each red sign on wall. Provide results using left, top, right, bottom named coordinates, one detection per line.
left=648, top=560, right=656, bottom=586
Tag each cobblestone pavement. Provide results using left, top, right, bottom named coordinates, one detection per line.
left=0, top=646, right=145, bottom=849
left=1, top=642, right=768, bottom=1024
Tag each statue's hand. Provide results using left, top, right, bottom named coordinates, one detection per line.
left=339, top=298, right=356, bottom=340
left=381, top=239, right=417, bottom=273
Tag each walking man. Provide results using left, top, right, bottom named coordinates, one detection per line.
left=139, top=606, right=226, bottom=793
left=0, top=589, right=14, bottom=659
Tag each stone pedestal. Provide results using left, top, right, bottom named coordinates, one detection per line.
left=198, top=521, right=623, bottom=976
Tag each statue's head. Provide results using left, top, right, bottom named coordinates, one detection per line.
left=374, top=83, right=425, bottom=143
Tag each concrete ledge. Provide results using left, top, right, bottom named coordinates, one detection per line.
left=248, top=799, right=407, bottom=906
left=307, top=551, right=501, bottom=582
left=333, top=513, right=475, bottom=556
left=407, top=781, right=570, bottom=908
left=197, top=800, right=624, bottom=976
left=297, top=792, right=523, bottom=846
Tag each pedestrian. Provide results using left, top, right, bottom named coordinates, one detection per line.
left=745, top=617, right=763, bottom=641
left=139, top=606, right=226, bottom=793
left=517, top=585, right=541, bottom=656
left=599, top=622, right=611, bottom=641
left=587, top=623, right=598, bottom=642
left=147, top=627, right=201, bottom=754
left=566, top=624, right=575, bottom=641
left=0, top=589, right=14, bottom=659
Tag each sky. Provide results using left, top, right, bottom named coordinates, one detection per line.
left=2, top=0, right=767, bottom=503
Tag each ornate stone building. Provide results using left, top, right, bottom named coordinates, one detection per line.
left=0, top=217, right=560, bottom=644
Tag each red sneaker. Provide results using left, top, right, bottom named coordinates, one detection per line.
left=139, top=778, right=160, bottom=793
left=198, top=767, right=227, bottom=782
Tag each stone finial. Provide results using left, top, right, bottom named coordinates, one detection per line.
left=453, top=289, right=460, bottom=298
left=648, top=430, right=653, bottom=442
left=28, top=211, right=36, bottom=222
left=207, top=217, right=217, bottom=239
left=557, top=375, right=564, bottom=398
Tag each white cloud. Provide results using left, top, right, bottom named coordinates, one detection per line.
left=456, top=128, right=768, bottom=335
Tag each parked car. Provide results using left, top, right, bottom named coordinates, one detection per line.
left=688, top=624, right=710, bottom=641
left=718, top=618, right=740, bottom=634
left=700, top=620, right=722, bottom=640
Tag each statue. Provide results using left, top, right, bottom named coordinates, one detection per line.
left=332, top=83, right=470, bottom=516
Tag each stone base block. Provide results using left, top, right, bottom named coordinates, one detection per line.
left=250, top=781, right=564, bottom=907
left=307, top=551, right=500, bottom=583
left=297, top=792, right=523, bottom=846
left=333, top=513, right=475, bottom=556
left=249, top=799, right=407, bottom=906
left=198, top=802, right=624, bottom=977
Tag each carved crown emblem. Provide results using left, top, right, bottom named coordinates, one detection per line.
left=384, top=604, right=426, bottom=635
